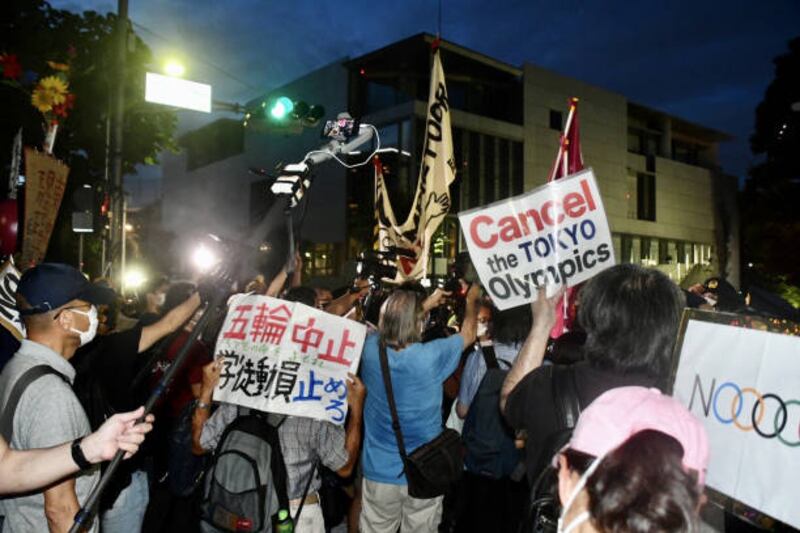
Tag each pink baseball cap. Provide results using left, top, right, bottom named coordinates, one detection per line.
left=559, top=386, right=710, bottom=484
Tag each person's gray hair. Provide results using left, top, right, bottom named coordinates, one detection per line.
left=379, top=290, right=425, bottom=349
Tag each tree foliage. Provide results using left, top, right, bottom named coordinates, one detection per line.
left=743, top=36, right=800, bottom=294
left=1, top=0, right=177, bottom=270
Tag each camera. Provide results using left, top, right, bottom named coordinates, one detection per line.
left=441, top=251, right=477, bottom=297
left=322, top=117, right=361, bottom=142
left=355, top=250, right=398, bottom=282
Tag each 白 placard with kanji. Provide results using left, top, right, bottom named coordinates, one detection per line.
left=212, top=294, right=366, bottom=425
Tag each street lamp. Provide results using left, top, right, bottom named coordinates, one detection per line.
left=164, top=59, right=185, bottom=77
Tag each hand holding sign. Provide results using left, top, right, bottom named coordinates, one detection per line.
left=531, top=285, right=565, bottom=334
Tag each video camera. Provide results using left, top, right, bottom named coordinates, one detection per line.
left=441, top=251, right=479, bottom=298
left=355, top=250, right=398, bottom=282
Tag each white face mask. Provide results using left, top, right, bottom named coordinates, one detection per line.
left=477, top=323, right=488, bottom=338
left=154, top=293, right=166, bottom=307
left=557, top=454, right=605, bottom=533
left=69, top=306, right=99, bottom=346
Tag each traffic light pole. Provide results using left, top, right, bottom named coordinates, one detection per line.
left=110, top=0, right=128, bottom=285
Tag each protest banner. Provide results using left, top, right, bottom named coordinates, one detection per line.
left=671, top=309, right=800, bottom=529
left=374, top=46, right=455, bottom=281
left=0, top=257, right=24, bottom=340
left=212, top=294, right=367, bottom=425
left=21, top=148, right=69, bottom=266
left=458, top=168, right=614, bottom=310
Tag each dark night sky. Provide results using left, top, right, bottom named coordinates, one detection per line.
left=52, top=0, right=800, bottom=202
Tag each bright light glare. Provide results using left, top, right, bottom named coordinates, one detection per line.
left=145, top=72, right=211, bottom=113
left=192, top=245, right=219, bottom=272
left=164, top=60, right=185, bottom=77
left=123, top=268, right=146, bottom=290
left=270, top=97, right=294, bottom=119
left=124, top=223, right=134, bottom=232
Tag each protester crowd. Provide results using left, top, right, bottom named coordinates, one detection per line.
left=0, top=250, right=782, bottom=533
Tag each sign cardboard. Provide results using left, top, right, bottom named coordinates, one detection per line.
left=213, top=294, right=366, bottom=425
left=672, top=310, right=800, bottom=529
left=22, top=149, right=69, bottom=266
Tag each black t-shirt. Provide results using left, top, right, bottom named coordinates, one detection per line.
left=72, top=324, right=148, bottom=508
left=504, top=360, right=659, bottom=484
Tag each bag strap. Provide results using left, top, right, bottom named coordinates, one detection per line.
left=480, top=344, right=499, bottom=370
left=551, top=365, right=581, bottom=430
left=293, top=461, right=318, bottom=524
left=378, top=340, right=409, bottom=461
left=265, top=415, right=290, bottom=515
left=0, top=365, right=68, bottom=442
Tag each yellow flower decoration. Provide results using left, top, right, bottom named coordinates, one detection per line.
left=31, top=76, right=69, bottom=113
left=47, top=61, right=70, bottom=72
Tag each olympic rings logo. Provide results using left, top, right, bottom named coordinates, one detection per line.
left=688, top=375, right=800, bottom=447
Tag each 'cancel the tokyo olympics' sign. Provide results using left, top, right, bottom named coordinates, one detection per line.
left=458, top=169, right=615, bottom=310
left=673, top=312, right=800, bottom=529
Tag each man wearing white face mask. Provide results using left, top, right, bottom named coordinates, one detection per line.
left=0, top=262, right=115, bottom=532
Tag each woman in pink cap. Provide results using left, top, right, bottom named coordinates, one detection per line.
left=554, top=386, right=709, bottom=533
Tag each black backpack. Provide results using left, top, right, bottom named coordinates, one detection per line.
left=462, top=345, right=521, bottom=479
left=524, top=364, right=582, bottom=533
left=201, top=412, right=290, bottom=533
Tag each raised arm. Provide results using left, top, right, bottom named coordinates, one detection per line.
left=336, top=373, right=366, bottom=478
left=457, top=284, right=483, bottom=349
left=500, top=287, right=561, bottom=414
left=192, top=357, right=222, bottom=455
left=139, top=292, right=202, bottom=353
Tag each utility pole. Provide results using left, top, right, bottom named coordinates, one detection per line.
left=110, top=0, right=128, bottom=285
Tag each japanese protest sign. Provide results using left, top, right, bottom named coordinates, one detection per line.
left=458, top=169, right=614, bottom=310
left=212, top=294, right=367, bottom=425
left=22, top=148, right=69, bottom=266
left=0, top=257, right=24, bottom=340
left=672, top=310, right=800, bottom=529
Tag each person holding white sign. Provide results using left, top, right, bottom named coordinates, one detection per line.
left=500, top=264, right=685, bottom=485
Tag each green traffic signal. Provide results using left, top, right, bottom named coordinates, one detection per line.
left=253, top=96, right=325, bottom=129
left=269, top=96, right=294, bottom=120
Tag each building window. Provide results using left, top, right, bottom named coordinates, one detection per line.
left=483, top=136, right=496, bottom=203
left=511, top=141, right=524, bottom=194
left=626, top=171, right=637, bottom=219
left=636, top=172, right=656, bottom=221
left=303, top=242, right=335, bottom=278
left=468, top=132, right=481, bottom=208
left=498, top=138, right=510, bottom=199
left=549, top=110, right=563, bottom=131
left=620, top=234, right=633, bottom=263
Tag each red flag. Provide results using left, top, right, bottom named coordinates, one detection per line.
left=548, top=98, right=583, bottom=338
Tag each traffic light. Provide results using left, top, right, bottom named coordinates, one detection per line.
left=259, top=96, right=325, bottom=128
left=267, top=96, right=294, bottom=120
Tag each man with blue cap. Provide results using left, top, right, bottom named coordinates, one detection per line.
left=0, top=263, right=115, bottom=532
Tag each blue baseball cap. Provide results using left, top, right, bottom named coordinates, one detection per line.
left=16, top=263, right=115, bottom=316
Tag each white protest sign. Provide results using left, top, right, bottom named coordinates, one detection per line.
left=458, top=169, right=614, bottom=310
left=672, top=311, right=800, bottom=529
left=213, top=295, right=366, bottom=425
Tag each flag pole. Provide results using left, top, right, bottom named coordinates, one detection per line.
left=547, top=97, right=579, bottom=182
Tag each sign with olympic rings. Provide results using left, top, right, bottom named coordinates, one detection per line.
left=671, top=310, right=800, bottom=529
